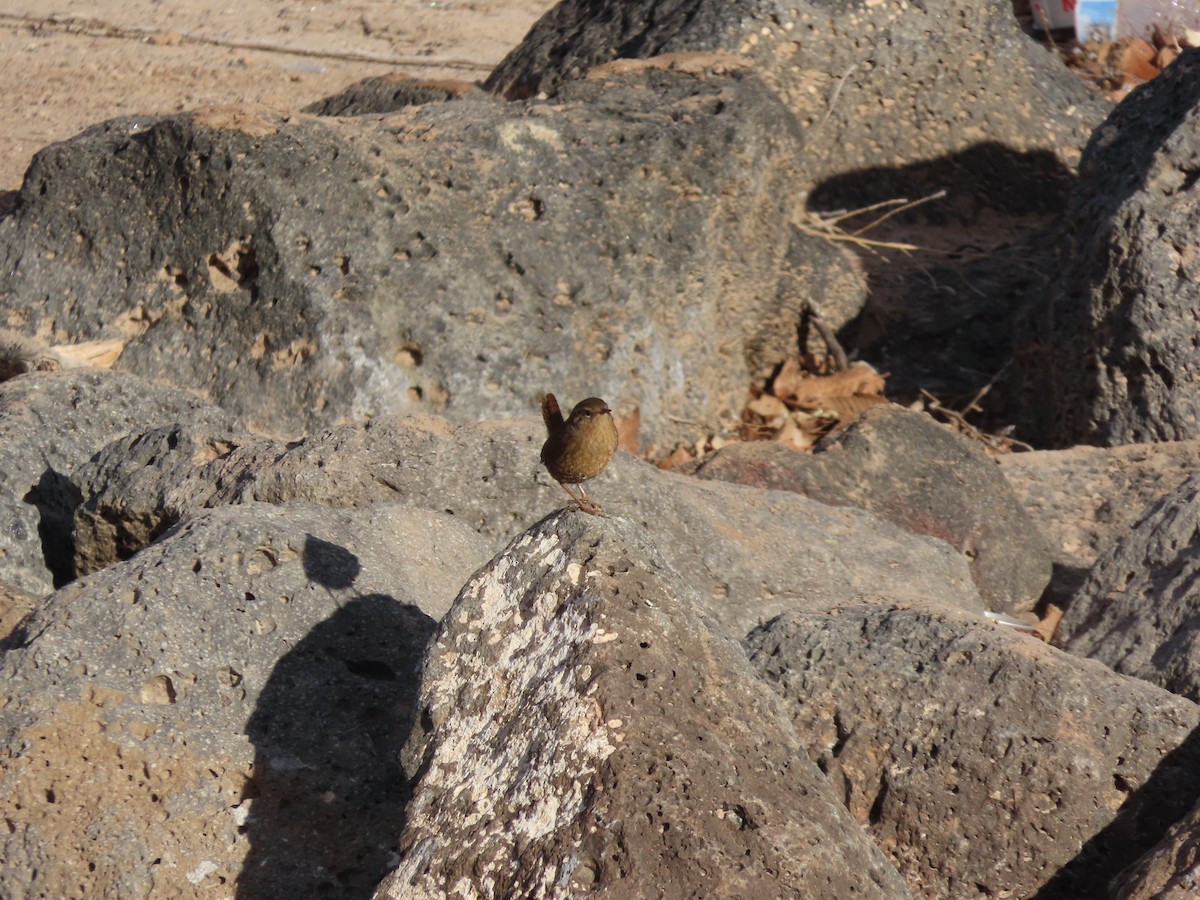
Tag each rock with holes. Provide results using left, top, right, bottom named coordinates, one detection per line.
left=0, top=61, right=811, bottom=448
left=744, top=596, right=1200, bottom=899
left=482, top=0, right=1107, bottom=417
left=0, top=501, right=491, bottom=899
left=1055, top=474, right=1200, bottom=703
left=998, top=439, right=1200, bottom=606
left=0, top=368, right=236, bottom=596
left=485, top=0, right=1105, bottom=211
left=1011, top=50, right=1200, bottom=447
left=0, top=577, right=39, bottom=641
left=69, top=415, right=985, bottom=639
left=694, top=405, right=1052, bottom=613
left=374, top=509, right=912, bottom=898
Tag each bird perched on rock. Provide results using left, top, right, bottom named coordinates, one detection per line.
left=541, top=393, right=618, bottom=516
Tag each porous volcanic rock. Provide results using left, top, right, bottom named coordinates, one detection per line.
left=1012, top=50, right=1200, bottom=447
left=0, top=578, right=39, bottom=642
left=0, top=501, right=491, bottom=899
left=999, top=439, right=1200, bottom=604
left=694, top=405, right=1052, bottom=613
left=0, top=368, right=236, bottom=595
left=745, top=597, right=1200, bottom=899
left=0, top=61, right=811, bottom=447
left=374, top=509, right=912, bottom=899
left=1056, top=474, right=1200, bottom=703
left=302, top=73, right=486, bottom=116
left=69, top=415, right=985, bottom=638
left=486, top=0, right=1105, bottom=204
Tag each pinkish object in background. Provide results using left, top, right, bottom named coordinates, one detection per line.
left=1115, top=0, right=1200, bottom=39
left=1032, top=0, right=1077, bottom=29
left=1034, top=0, right=1200, bottom=40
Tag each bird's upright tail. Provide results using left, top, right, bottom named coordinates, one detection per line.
left=542, top=393, right=564, bottom=432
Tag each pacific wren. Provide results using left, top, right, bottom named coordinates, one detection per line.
left=541, top=393, right=618, bottom=516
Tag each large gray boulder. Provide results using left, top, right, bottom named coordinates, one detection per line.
left=0, top=61, right=810, bottom=447
left=745, top=596, right=1200, bottom=898
left=486, top=0, right=1105, bottom=202
left=69, top=415, right=985, bottom=638
left=374, top=510, right=912, bottom=898
left=1011, top=50, right=1200, bottom=447
left=0, top=368, right=235, bottom=595
left=0, top=501, right=492, bottom=899
left=1056, top=474, right=1200, bottom=703
left=695, top=405, right=1053, bottom=613
left=484, top=0, right=1108, bottom=425
left=999, top=440, right=1200, bottom=604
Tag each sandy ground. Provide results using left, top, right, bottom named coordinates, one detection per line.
left=0, top=0, right=556, bottom=191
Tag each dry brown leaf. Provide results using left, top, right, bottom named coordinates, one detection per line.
left=774, top=360, right=887, bottom=409
left=775, top=415, right=819, bottom=452
left=615, top=405, right=640, bottom=454
left=1033, top=604, right=1064, bottom=643
left=777, top=409, right=840, bottom=451
left=770, top=358, right=807, bottom=403
left=1150, top=23, right=1181, bottom=52
left=1120, top=38, right=1160, bottom=83
left=747, top=394, right=788, bottom=422
left=820, top=394, right=892, bottom=430
left=656, top=446, right=694, bottom=470
left=53, top=338, right=126, bottom=369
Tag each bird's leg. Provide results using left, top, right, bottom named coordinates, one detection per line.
left=559, top=481, right=607, bottom=517
left=577, top=484, right=608, bottom=517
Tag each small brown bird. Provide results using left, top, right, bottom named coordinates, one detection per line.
left=541, top=393, right=619, bottom=516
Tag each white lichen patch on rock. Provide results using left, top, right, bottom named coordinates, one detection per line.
left=383, top=526, right=618, bottom=897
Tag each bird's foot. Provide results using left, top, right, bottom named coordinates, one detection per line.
left=574, top=497, right=608, bottom=517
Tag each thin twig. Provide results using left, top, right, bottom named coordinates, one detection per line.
left=850, top=189, right=947, bottom=236
left=799, top=300, right=849, bottom=371
left=919, top=387, right=1033, bottom=452
left=822, top=196, right=913, bottom=227
left=817, top=63, right=858, bottom=130
left=794, top=220, right=921, bottom=254
left=664, top=414, right=708, bottom=428
left=1035, top=5, right=1060, bottom=53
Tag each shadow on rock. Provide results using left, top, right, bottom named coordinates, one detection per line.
left=238, top=578, right=438, bottom=898
left=1008, top=51, right=1200, bottom=446
left=23, top=467, right=82, bottom=588
left=302, top=533, right=363, bottom=592
left=1033, top=722, right=1200, bottom=899
left=809, top=142, right=1076, bottom=224
left=806, top=143, right=1078, bottom=415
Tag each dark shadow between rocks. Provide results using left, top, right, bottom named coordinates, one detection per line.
left=805, top=143, right=1078, bottom=422
left=238, top=587, right=438, bottom=899
left=1033, top=722, right=1200, bottom=898
left=1038, top=560, right=1091, bottom=616
left=23, top=467, right=83, bottom=588
left=1006, top=51, right=1200, bottom=447
left=808, top=142, right=1076, bottom=224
